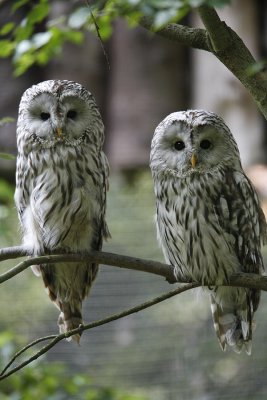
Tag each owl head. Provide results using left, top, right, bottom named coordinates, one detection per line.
left=17, top=80, right=104, bottom=150
left=150, top=110, right=241, bottom=178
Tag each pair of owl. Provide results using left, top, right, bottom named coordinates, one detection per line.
left=15, top=80, right=266, bottom=353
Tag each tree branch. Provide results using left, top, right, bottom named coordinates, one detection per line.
left=1, top=246, right=267, bottom=290
left=0, top=283, right=198, bottom=381
left=0, top=247, right=176, bottom=283
left=0, top=245, right=29, bottom=261
left=1, top=245, right=267, bottom=379
left=140, top=7, right=267, bottom=121
left=0, top=334, right=57, bottom=377
left=196, top=5, right=230, bottom=52
left=197, top=6, right=267, bottom=120
left=140, top=17, right=211, bottom=51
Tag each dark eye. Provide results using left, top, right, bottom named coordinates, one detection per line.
left=174, top=140, right=185, bottom=151
left=67, top=110, right=77, bottom=119
left=200, top=139, right=212, bottom=149
left=40, top=112, right=50, bottom=121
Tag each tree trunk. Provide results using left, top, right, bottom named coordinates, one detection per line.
left=106, top=19, right=190, bottom=172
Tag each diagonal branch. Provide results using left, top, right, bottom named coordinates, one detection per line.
left=140, top=7, right=267, bottom=121
left=0, top=282, right=199, bottom=380
left=0, top=334, right=57, bottom=377
left=196, top=5, right=230, bottom=52
left=195, top=6, right=267, bottom=120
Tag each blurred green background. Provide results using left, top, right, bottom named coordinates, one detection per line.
left=1, top=0, right=267, bottom=399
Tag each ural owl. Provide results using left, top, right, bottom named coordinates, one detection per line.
left=150, top=110, right=266, bottom=353
left=15, top=80, right=110, bottom=342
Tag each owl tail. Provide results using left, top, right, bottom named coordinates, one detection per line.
left=210, top=292, right=254, bottom=355
left=57, top=301, right=83, bottom=344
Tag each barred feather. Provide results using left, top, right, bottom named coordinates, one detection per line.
left=15, top=80, right=109, bottom=342
left=150, top=110, right=266, bottom=353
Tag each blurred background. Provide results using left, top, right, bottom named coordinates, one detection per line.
left=0, top=0, right=267, bottom=399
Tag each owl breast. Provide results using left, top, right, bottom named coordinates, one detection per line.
left=23, top=145, right=101, bottom=254
left=156, top=170, right=240, bottom=284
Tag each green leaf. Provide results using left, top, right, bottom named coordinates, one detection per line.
left=0, top=180, right=15, bottom=203
left=0, top=40, right=14, bottom=57
left=12, top=0, right=29, bottom=12
left=68, top=7, right=90, bottom=29
left=96, top=15, right=113, bottom=40
left=0, top=22, right=15, bottom=36
left=0, top=117, right=15, bottom=126
left=0, top=153, right=16, bottom=160
left=0, top=331, right=15, bottom=347
left=27, top=0, right=50, bottom=25
left=14, top=51, right=35, bottom=76
left=14, top=22, right=34, bottom=42
left=64, top=29, right=83, bottom=45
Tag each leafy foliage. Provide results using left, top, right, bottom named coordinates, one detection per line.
left=0, top=153, right=16, bottom=160
left=1, top=0, right=232, bottom=75
left=0, top=332, right=148, bottom=399
left=1, top=0, right=83, bottom=75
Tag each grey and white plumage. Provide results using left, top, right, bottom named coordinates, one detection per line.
left=15, top=80, right=110, bottom=342
left=150, top=110, right=266, bottom=353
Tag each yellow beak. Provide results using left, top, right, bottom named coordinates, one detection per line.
left=56, top=127, right=62, bottom=137
left=191, top=153, right=197, bottom=168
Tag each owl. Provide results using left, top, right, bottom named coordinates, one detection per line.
left=150, top=110, right=267, bottom=353
left=15, top=80, right=110, bottom=342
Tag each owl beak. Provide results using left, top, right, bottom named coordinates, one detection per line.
left=56, top=127, right=62, bottom=138
left=191, top=153, right=197, bottom=168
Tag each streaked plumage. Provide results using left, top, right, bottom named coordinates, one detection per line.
left=15, top=80, right=109, bottom=342
left=150, top=110, right=266, bottom=353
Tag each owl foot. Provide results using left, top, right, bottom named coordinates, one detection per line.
left=58, top=311, right=83, bottom=344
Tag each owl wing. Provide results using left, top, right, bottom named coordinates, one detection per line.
left=214, top=169, right=266, bottom=276
left=14, top=154, right=31, bottom=223
left=233, top=170, right=266, bottom=273
left=236, top=172, right=267, bottom=248
left=211, top=169, right=266, bottom=352
left=100, top=151, right=111, bottom=240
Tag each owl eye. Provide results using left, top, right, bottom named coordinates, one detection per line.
left=174, top=140, right=185, bottom=151
left=40, top=112, right=50, bottom=121
left=200, top=139, right=212, bottom=149
left=67, top=110, right=77, bottom=119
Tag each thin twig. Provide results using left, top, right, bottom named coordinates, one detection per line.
left=0, top=334, right=57, bottom=376
left=85, top=0, right=110, bottom=69
left=0, top=283, right=199, bottom=380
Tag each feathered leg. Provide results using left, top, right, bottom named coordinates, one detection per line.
left=210, top=287, right=258, bottom=354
